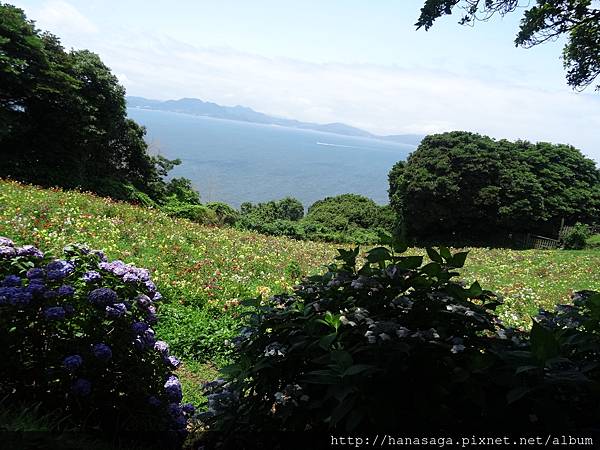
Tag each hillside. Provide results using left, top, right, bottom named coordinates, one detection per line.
left=2, top=179, right=600, bottom=335
left=127, top=96, right=425, bottom=145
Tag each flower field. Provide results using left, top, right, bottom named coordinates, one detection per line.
left=2, top=178, right=600, bottom=402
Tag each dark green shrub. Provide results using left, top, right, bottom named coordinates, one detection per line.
left=199, top=244, right=600, bottom=442
left=0, top=237, right=193, bottom=436
left=389, top=131, right=600, bottom=244
left=239, top=197, right=304, bottom=223
left=561, top=223, right=591, bottom=249
left=306, top=193, right=390, bottom=232
left=206, top=202, right=240, bottom=226
left=162, top=199, right=218, bottom=224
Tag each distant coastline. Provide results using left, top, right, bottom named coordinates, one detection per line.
left=126, top=96, right=424, bottom=147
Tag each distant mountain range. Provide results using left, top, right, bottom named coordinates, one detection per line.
left=126, top=96, right=424, bottom=147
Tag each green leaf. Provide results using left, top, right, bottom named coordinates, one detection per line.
left=330, top=350, right=353, bottom=369
left=319, top=333, right=337, bottom=350
left=530, top=320, right=560, bottom=363
left=421, top=262, right=442, bottom=278
left=506, top=386, right=531, bottom=404
left=467, top=281, right=483, bottom=297
left=439, top=246, right=452, bottom=261
left=343, top=364, right=377, bottom=377
left=302, top=369, right=340, bottom=385
left=330, top=396, right=356, bottom=425
left=366, top=247, right=391, bottom=264
left=396, top=255, right=423, bottom=270
left=426, top=247, right=442, bottom=263
left=451, top=251, right=469, bottom=268
left=515, top=365, right=539, bottom=374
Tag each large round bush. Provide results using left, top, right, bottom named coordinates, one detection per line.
left=0, top=237, right=193, bottom=434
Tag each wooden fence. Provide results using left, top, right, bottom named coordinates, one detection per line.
left=523, top=233, right=561, bottom=250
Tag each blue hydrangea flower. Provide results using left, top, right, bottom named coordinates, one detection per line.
left=2, top=275, right=22, bottom=287
left=182, top=403, right=195, bottom=415
left=58, top=285, right=75, bottom=297
left=154, top=340, right=169, bottom=355
left=167, top=403, right=187, bottom=430
left=151, top=291, right=163, bottom=301
left=63, top=355, right=83, bottom=372
left=166, top=355, right=181, bottom=369
left=0, top=287, right=32, bottom=306
left=71, top=378, right=92, bottom=397
left=106, top=303, right=127, bottom=318
left=144, top=280, right=157, bottom=295
left=82, top=271, right=102, bottom=283
left=44, top=306, right=66, bottom=320
left=92, top=343, right=112, bottom=362
left=0, top=246, right=16, bottom=258
left=16, top=245, right=44, bottom=259
left=93, top=250, right=108, bottom=262
left=26, top=268, right=45, bottom=279
left=26, top=279, right=45, bottom=296
left=136, top=294, right=152, bottom=307
left=0, top=237, right=14, bottom=247
left=164, top=375, right=183, bottom=402
left=88, top=287, right=118, bottom=307
left=131, top=321, right=149, bottom=335
left=123, top=272, right=139, bottom=283
left=142, top=328, right=156, bottom=347
left=46, top=260, right=74, bottom=280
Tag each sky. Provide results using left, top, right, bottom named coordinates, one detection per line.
left=10, top=0, right=600, bottom=161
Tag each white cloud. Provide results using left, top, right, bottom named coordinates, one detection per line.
left=35, top=1, right=98, bottom=36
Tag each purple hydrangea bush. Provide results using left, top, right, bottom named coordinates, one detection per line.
left=0, top=238, right=193, bottom=434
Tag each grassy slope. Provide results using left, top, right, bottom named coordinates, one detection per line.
left=2, top=179, right=600, bottom=392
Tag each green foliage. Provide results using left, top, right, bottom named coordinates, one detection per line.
left=164, top=178, right=201, bottom=205
left=306, top=193, right=390, bottom=232
left=205, top=202, right=239, bottom=226
left=0, top=4, right=189, bottom=205
left=416, top=0, right=600, bottom=90
left=239, top=197, right=304, bottom=223
left=0, top=240, right=191, bottom=435
left=162, top=199, right=218, bottom=225
left=388, top=131, right=600, bottom=244
left=239, top=194, right=396, bottom=244
left=561, top=223, right=591, bottom=249
left=200, top=246, right=600, bottom=441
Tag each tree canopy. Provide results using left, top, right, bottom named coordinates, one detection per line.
left=416, top=0, right=600, bottom=90
left=0, top=3, right=183, bottom=203
left=389, top=131, right=600, bottom=244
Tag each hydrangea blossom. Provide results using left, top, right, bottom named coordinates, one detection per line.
left=26, top=279, right=46, bottom=296
left=106, top=303, right=127, bottom=319
left=92, top=343, right=112, bottom=362
left=88, top=287, right=118, bottom=307
left=58, top=285, right=75, bottom=297
left=2, top=275, right=22, bottom=287
left=131, top=321, right=149, bottom=335
left=0, top=246, right=16, bottom=258
left=82, top=271, right=102, bottom=283
left=26, top=268, right=45, bottom=279
left=154, top=340, right=169, bottom=355
left=166, top=355, right=181, bottom=369
left=16, top=245, right=44, bottom=259
left=0, top=237, right=14, bottom=247
left=71, top=378, right=92, bottom=397
left=164, top=375, right=183, bottom=402
left=63, top=355, right=83, bottom=372
left=46, top=260, right=74, bottom=280
left=44, top=306, right=66, bottom=320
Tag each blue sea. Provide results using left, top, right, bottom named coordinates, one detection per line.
left=127, top=108, right=413, bottom=208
